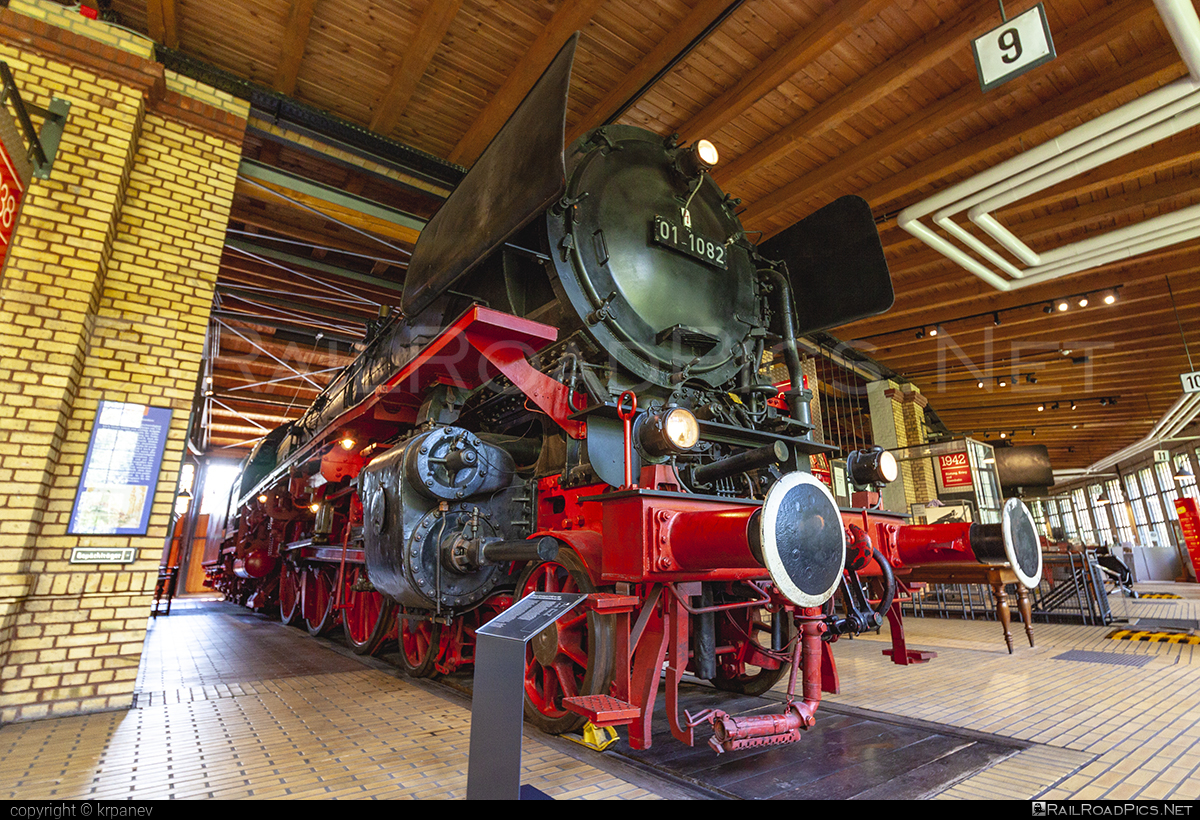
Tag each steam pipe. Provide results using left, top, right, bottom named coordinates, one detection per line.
left=693, top=441, right=789, bottom=486
left=759, top=267, right=813, bottom=436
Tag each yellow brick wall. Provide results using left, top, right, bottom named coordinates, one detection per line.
left=8, top=0, right=155, bottom=59
left=0, top=9, right=243, bottom=723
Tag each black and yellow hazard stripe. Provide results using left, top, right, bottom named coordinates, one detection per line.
left=1137, top=593, right=1183, bottom=599
left=1107, top=629, right=1200, bottom=644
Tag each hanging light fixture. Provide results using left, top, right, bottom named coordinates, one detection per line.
left=1095, top=490, right=1111, bottom=505
left=1177, top=464, right=1195, bottom=482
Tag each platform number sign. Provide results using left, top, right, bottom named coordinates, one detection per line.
left=1182, top=370, right=1200, bottom=394
left=972, top=3, right=1056, bottom=93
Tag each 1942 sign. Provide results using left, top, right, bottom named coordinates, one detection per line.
left=972, top=4, right=1056, bottom=93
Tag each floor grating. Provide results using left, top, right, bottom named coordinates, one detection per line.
left=1051, top=649, right=1155, bottom=667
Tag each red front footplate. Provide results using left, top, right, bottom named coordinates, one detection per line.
left=562, top=695, right=640, bottom=727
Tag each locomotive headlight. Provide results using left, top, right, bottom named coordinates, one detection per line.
left=638, top=407, right=700, bottom=458
left=679, top=139, right=720, bottom=177
left=664, top=408, right=700, bottom=450
left=847, top=446, right=898, bottom=487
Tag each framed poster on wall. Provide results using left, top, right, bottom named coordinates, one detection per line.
left=68, top=401, right=173, bottom=535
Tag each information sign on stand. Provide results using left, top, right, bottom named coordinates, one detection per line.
left=466, top=591, right=587, bottom=801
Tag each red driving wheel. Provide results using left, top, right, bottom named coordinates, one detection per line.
left=399, top=609, right=442, bottom=678
left=516, top=549, right=613, bottom=734
left=302, top=564, right=339, bottom=636
left=341, top=564, right=396, bottom=655
left=279, top=559, right=301, bottom=626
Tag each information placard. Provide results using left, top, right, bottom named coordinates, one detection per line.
left=476, top=591, right=586, bottom=642
left=937, top=452, right=974, bottom=490
left=68, top=401, right=173, bottom=535
left=972, top=4, right=1056, bottom=93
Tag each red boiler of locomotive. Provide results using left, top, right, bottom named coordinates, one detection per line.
left=210, top=34, right=943, bottom=755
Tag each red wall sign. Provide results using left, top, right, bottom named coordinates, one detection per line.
left=0, top=139, right=24, bottom=271
left=937, top=453, right=973, bottom=489
left=0, top=138, right=24, bottom=268
left=1174, top=496, right=1200, bottom=583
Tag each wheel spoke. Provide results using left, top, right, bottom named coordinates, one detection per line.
left=552, top=660, right=579, bottom=700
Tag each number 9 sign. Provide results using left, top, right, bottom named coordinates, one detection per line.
left=972, top=3, right=1056, bottom=93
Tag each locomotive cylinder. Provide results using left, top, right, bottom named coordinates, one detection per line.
left=664, top=507, right=763, bottom=571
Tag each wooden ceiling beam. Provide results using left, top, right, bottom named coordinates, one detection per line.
left=370, top=0, right=464, bottom=137
left=273, top=0, right=319, bottom=96
left=850, top=243, right=1200, bottom=335
left=448, top=0, right=607, bottom=165
left=567, top=0, right=733, bottom=144
left=714, top=0, right=1005, bottom=187
left=229, top=208, right=405, bottom=262
left=853, top=51, right=1188, bottom=217
left=679, top=0, right=888, bottom=143
left=738, top=1, right=1169, bottom=231
left=146, top=0, right=179, bottom=49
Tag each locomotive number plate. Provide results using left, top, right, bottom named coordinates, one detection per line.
left=652, top=215, right=728, bottom=270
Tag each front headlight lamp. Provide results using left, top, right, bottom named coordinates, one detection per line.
left=638, top=407, right=700, bottom=458
left=847, top=445, right=898, bottom=487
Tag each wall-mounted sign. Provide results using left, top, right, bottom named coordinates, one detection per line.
left=0, top=100, right=30, bottom=274
left=972, top=3, right=1056, bottom=93
left=69, top=547, right=137, bottom=564
left=937, top=452, right=974, bottom=489
left=68, top=401, right=173, bottom=535
left=1182, top=370, right=1200, bottom=394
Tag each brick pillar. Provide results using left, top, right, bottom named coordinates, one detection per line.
left=866, top=380, right=907, bottom=513
left=0, top=3, right=247, bottom=722
left=895, top=384, right=936, bottom=506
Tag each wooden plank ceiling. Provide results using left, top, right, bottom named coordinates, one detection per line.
left=101, top=0, right=1200, bottom=473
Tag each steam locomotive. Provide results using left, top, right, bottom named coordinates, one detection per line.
left=210, top=35, right=1043, bottom=754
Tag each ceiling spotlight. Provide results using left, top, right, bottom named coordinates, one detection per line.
left=930, top=325, right=940, bottom=337
left=1104, top=290, right=1117, bottom=305
left=1078, top=295, right=1089, bottom=307
left=1043, top=304, right=1054, bottom=314
left=1051, top=402, right=1060, bottom=410
left=915, top=327, right=926, bottom=339
left=977, top=380, right=985, bottom=389
left=1072, top=424, right=1079, bottom=429
left=1000, top=431, right=1007, bottom=439
left=1061, top=349, right=1073, bottom=356
left=998, top=378, right=1007, bottom=388
left=1026, top=374, right=1038, bottom=384
left=1057, top=300, right=1069, bottom=312
left=993, top=312, right=1001, bottom=326
left=1100, top=398, right=1109, bottom=406
left=1037, top=403, right=1045, bottom=411
left=1071, top=400, right=1077, bottom=410
left=1031, top=429, right=1036, bottom=436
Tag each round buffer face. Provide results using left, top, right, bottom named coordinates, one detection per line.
left=759, top=472, right=846, bottom=607
left=1002, top=497, right=1043, bottom=588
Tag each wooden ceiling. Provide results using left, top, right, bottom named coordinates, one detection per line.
left=98, top=0, right=1200, bottom=473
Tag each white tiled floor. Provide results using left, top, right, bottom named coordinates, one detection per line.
left=817, top=582, right=1200, bottom=800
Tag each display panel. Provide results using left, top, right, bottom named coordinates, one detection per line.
left=68, top=401, right=173, bottom=535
